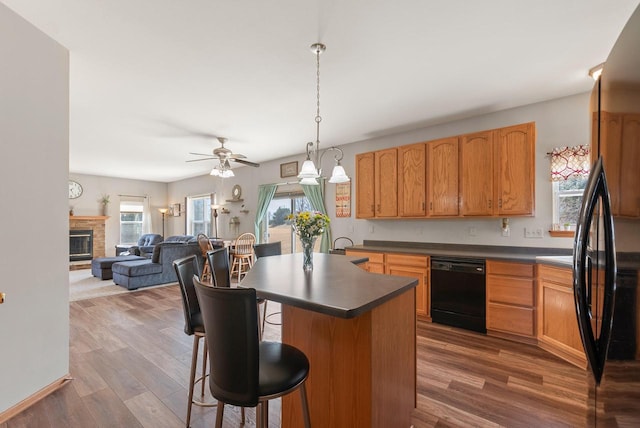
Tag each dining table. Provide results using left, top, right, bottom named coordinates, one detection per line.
left=240, top=252, right=418, bottom=427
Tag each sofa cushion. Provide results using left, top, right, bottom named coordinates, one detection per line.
left=164, top=235, right=195, bottom=243
left=112, top=260, right=162, bottom=277
left=93, top=255, right=145, bottom=269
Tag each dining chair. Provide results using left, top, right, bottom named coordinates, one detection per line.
left=193, top=277, right=311, bottom=428
left=208, top=246, right=266, bottom=341
left=230, top=232, right=256, bottom=282
left=172, top=255, right=215, bottom=427
left=197, top=233, right=214, bottom=283
left=253, top=241, right=282, bottom=336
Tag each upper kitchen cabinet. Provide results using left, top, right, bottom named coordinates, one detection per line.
left=495, top=122, right=535, bottom=216
left=426, top=137, right=459, bottom=216
left=460, top=130, right=494, bottom=216
left=355, top=152, right=375, bottom=218
left=596, top=112, right=640, bottom=218
left=375, top=148, right=398, bottom=217
left=460, top=122, right=535, bottom=217
left=355, top=148, right=398, bottom=218
left=398, top=143, right=427, bottom=217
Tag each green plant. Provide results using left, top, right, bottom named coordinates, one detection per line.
left=100, top=194, right=110, bottom=205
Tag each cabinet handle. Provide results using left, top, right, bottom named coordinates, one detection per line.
left=488, top=199, right=492, bottom=209
left=499, top=198, right=502, bottom=208
left=422, top=202, right=425, bottom=211
left=430, top=202, right=433, bottom=211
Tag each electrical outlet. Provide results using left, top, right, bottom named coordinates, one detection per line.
left=525, top=227, right=544, bottom=238
left=502, top=227, right=510, bottom=237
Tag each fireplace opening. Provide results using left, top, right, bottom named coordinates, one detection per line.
left=70, top=230, right=93, bottom=261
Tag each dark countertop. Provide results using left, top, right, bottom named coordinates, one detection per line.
left=347, top=240, right=573, bottom=263
left=239, top=253, right=417, bottom=319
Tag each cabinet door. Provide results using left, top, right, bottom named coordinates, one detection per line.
left=386, top=254, right=429, bottom=319
left=460, top=131, right=494, bottom=215
left=426, top=137, right=459, bottom=216
left=398, top=143, right=426, bottom=217
left=345, top=250, right=385, bottom=273
left=375, top=148, right=398, bottom=217
left=495, top=123, right=535, bottom=216
left=619, top=114, right=640, bottom=217
left=355, top=152, right=375, bottom=218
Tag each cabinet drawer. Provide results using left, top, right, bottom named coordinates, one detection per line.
left=487, top=303, right=535, bottom=336
left=488, top=276, right=534, bottom=306
left=386, top=253, right=428, bottom=267
left=487, top=260, right=534, bottom=277
left=538, top=264, right=572, bottom=286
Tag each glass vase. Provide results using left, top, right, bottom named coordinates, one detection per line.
left=301, top=236, right=317, bottom=272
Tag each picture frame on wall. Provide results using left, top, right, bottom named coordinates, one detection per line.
left=280, top=161, right=298, bottom=178
left=172, top=203, right=181, bottom=217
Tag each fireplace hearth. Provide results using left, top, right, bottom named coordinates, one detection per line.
left=70, top=229, right=93, bottom=261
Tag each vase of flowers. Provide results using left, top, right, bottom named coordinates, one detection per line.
left=288, top=210, right=330, bottom=272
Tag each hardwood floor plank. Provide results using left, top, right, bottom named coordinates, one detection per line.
left=5, top=284, right=593, bottom=427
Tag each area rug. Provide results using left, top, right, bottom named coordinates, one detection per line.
left=69, top=269, right=176, bottom=301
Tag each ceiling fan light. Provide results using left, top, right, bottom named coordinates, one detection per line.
left=298, top=159, right=319, bottom=178
left=299, top=177, right=319, bottom=185
left=221, top=169, right=235, bottom=178
left=210, top=168, right=221, bottom=176
left=328, top=164, right=350, bottom=183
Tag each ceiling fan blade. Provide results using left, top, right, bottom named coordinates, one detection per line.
left=189, top=152, right=217, bottom=157
left=186, top=157, right=217, bottom=163
left=232, top=158, right=260, bottom=167
left=229, top=153, right=247, bottom=159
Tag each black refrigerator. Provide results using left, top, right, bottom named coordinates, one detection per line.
left=573, top=4, right=640, bottom=426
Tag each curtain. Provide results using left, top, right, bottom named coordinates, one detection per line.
left=254, top=184, right=278, bottom=243
left=550, top=145, right=590, bottom=181
left=302, top=179, right=331, bottom=253
left=142, top=196, right=153, bottom=234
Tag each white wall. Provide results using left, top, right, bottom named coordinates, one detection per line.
left=0, top=4, right=69, bottom=413
left=69, top=174, right=168, bottom=255
left=169, top=92, right=591, bottom=249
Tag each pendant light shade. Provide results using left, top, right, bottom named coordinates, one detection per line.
left=328, top=164, right=350, bottom=183
left=298, top=159, right=320, bottom=179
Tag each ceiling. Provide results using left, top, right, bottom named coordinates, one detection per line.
left=3, top=0, right=639, bottom=183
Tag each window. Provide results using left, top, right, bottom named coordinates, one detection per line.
left=120, top=201, right=144, bottom=244
left=553, top=176, right=588, bottom=226
left=262, top=191, right=317, bottom=254
left=186, top=194, right=212, bottom=236
left=550, top=145, right=590, bottom=228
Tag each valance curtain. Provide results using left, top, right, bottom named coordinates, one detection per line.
left=254, top=184, right=278, bottom=243
left=302, top=180, right=331, bottom=253
left=550, top=145, right=590, bottom=181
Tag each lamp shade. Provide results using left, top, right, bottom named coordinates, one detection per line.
left=297, top=159, right=320, bottom=179
left=328, top=164, right=350, bottom=183
left=299, top=177, right=319, bottom=185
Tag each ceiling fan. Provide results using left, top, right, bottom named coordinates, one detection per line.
left=187, top=137, right=260, bottom=168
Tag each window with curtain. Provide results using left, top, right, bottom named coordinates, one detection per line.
left=120, top=200, right=144, bottom=244
left=186, top=194, right=212, bottom=236
left=550, top=145, right=590, bottom=227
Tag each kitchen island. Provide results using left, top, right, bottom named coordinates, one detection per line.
left=240, top=252, right=418, bottom=428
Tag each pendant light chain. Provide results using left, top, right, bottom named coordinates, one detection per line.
left=315, top=45, right=322, bottom=145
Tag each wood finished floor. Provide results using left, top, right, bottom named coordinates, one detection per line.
left=2, top=285, right=591, bottom=428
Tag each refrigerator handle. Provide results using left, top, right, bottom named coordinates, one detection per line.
left=573, top=156, right=616, bottom=385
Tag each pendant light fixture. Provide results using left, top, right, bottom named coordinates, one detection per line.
left=210, top=159, right=235, bottom=178
left=297, top=43, right=350, bottom=185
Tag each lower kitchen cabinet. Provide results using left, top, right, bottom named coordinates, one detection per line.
left=537, top=264, right=587, bottom=368
left=486, top=260, right=536, bottom=343
left=386, top=254, right=430, bottom=320
left=348, top=250, right=385, bottom=274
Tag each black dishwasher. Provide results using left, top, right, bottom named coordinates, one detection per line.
left=431, top=257, right=486, bottom=333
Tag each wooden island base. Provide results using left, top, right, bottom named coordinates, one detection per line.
left=281, top=289, right=416, bottom=427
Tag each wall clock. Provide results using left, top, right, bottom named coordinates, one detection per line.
left=68, top=180, right=83, bottom=199
left=232, top=184, right=242, bottom=200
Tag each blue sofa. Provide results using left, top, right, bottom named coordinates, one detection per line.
left=115, top=233, right=164, bottom=258
left=112, top=235, right=203, bottom=290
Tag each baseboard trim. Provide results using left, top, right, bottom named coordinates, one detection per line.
left=0, top=375, right=73, bottom=424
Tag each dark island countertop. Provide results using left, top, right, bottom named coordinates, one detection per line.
left=347, top=240, right=573, bottom=263
left=239, top=252, right=418, bottom=319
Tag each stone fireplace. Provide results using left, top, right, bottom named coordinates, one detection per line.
left=69, top=215, right=108, bottom=268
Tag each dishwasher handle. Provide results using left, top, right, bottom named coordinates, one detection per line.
left=431, top=259, right=485, bottom=274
